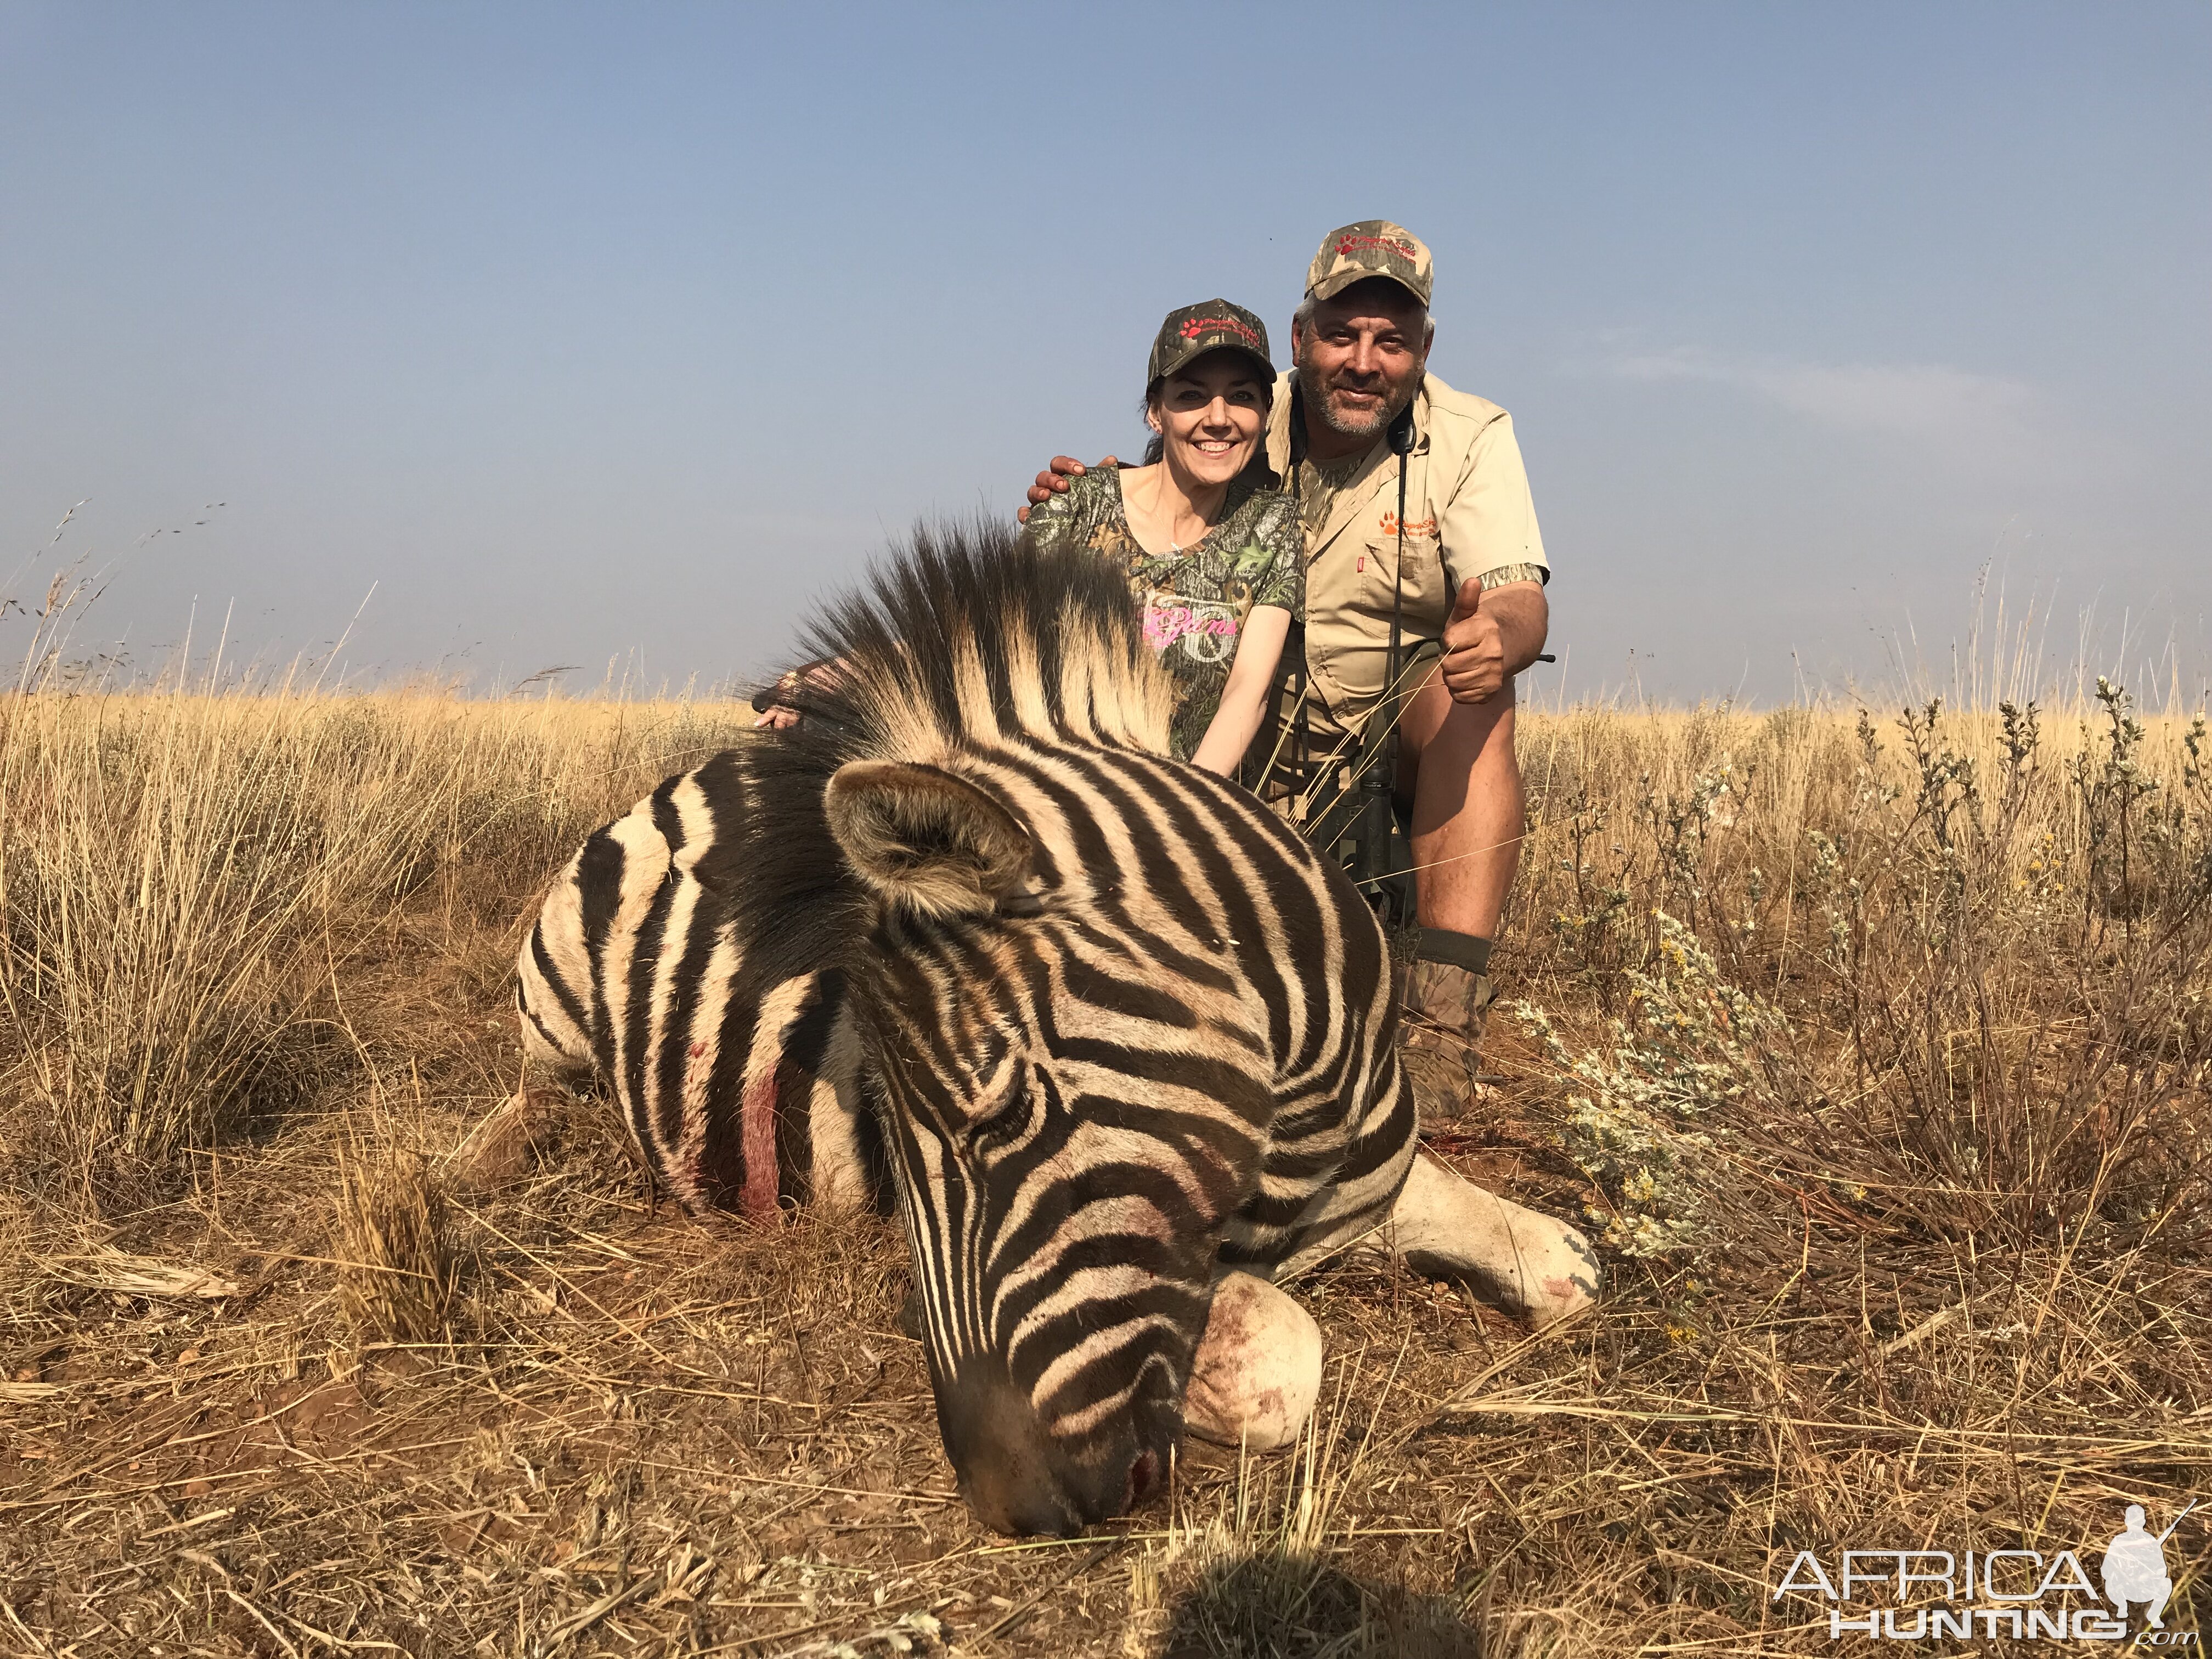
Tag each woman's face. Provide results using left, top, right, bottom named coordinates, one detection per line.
left=1149, top=353, right=1267, bottom=488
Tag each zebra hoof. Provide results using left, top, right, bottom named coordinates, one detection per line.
left=1183, top=1273, right=1322, bottom=1452
left=453, top=1086, right=558, bottom=1191
left=1389, top=1153, right=1601, bottom=1329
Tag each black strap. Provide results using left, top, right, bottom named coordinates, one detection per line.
left=1387, top=448, right=1406, bottom=734
left=1415, top=928, right=1492, bottom=975
left=1384, top=397, right=1415, bottom=751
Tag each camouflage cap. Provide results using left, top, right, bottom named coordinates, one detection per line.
left=1305, top=220, right=1433, bottom=307
left=1147, top=299, right=1274, bottom=388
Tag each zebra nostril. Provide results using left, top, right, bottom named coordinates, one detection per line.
left=893, top=1282, right=924, bottom=1340
left=1124, top=1449, right=1160, bottom=1512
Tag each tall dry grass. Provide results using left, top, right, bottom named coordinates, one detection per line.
left=0, top=641, right=753, bottom=1211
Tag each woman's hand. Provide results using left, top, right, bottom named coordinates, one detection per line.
left=751, top=658, right=848, bottom=730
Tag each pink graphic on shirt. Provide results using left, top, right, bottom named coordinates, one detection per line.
left=1144, top=598, right=1240, bottom=662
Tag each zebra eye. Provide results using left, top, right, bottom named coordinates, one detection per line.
left=969, top=1097, right=1029, bottom=1150
left=995, top=883, right=1045, bottom=918
left=969, top=1061, right=1040, bottom=1150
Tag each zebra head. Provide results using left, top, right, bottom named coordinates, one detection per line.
left=824, top=754, right=1269, bottom=1536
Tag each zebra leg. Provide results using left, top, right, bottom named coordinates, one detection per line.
left=1182, top=1272, right=1323, bottom=1452
left=1381, top=1152, right=1600, bottom=1328
left=463, top=852, right=606, bottom=1190
left=455, top=1077, right=552, bottom=1190
left=460, top=975, right=593, bottom=1190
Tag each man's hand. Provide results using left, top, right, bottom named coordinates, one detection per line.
left=1016, top=455, right=1117, bottom=524
left=1439, top=579, right=1507, bottom=704
left=1439, top=578, right=1549, bottom=703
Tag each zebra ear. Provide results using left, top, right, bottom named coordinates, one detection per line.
left=823, top=760, right=1033, bottom=919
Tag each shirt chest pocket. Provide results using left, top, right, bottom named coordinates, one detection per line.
left=1361, top=521, right=1448, bottom=631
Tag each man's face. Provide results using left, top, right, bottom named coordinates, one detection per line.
left=1291, top=278, right=1430, bottom=444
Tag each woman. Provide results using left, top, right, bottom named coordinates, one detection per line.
left=1018, top=299, right=1300, bottom=772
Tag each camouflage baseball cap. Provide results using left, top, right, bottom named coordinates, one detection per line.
left=1147, top=299, right=1273, bottom=387
left=1305, top=220, right=1433, bottom=307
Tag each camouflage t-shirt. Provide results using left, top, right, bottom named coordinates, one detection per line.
left=1023, top=467, right=1303, bottom=761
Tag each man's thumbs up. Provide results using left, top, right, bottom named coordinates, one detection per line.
left=1440, top=577, right=1504, bottom=704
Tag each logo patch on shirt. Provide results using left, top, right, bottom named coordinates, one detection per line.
left=1379, top=512, right=1436, bottom=538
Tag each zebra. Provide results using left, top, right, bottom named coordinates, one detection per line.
left=510, top=522, right=1598, bottom=1536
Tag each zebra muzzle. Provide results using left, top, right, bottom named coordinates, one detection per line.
left=934, top=1369, right=1173, bottom=1538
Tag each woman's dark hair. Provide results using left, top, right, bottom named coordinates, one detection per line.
left=1139, top=377, right=1166, bottom=466
left=1139, top=357, right=1274, bottom=470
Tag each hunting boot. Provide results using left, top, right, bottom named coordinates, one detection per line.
left=1398, top=930, right=1494, bottom=1127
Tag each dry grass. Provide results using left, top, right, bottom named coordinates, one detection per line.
left=332, top=1147, right=461, bottom=1349
left=3, top=656, right=2210, bottom=1655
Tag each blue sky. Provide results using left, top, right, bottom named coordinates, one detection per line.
left=3, top=3, right=2206, bottom=702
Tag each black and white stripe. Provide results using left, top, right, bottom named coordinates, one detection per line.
left=516, top=522, right=1415, bottom=1532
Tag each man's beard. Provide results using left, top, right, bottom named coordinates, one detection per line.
left=1293, top=352, right=1419, bottom=443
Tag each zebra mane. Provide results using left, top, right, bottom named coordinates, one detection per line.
left=774, top=516, right=1173, bottom=766
left=714, top=518, right=1173, bottom=985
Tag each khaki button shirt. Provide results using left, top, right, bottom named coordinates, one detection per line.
left=1265, top=371, right=1547, bottom=726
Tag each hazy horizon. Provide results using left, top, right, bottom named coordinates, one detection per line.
left=4, top=3, right=2207, bottom=707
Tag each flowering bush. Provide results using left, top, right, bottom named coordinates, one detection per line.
left=1517, top=912, right=1795, bottom=1257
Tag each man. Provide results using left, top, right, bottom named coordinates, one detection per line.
left=1026, top=222, right=1549, bottom=1119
